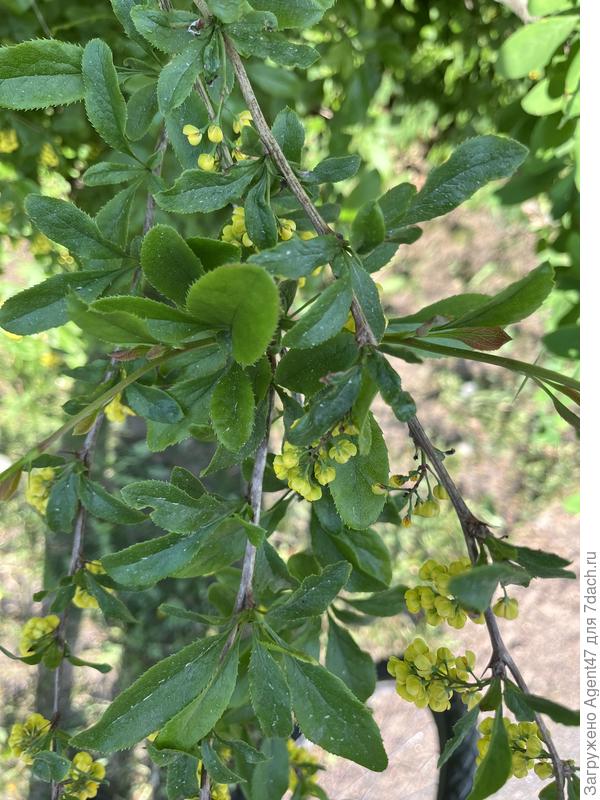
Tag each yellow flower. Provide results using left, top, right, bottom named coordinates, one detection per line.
left=232, top=147, right=249, bottom=161
left=233, top=109, right=252, bottom=134
left=39, top=142, right=59, bottom=168
left=492, top=596, right=519, bottom=620
left=19, top=614, right=60, bottom=657
left=40, top=351, right=62, bottom=369
left=182, top=124, right=202, bottom=145
left=314, top=461, right=336, bottom=486
left=371, top=482, right=387, bottom=496
left=299, top=230, right=317, bottom=240
left=198, top=153, right=217, bottom=172
left=328, top=439, right=357, bottom=464
left=64, top=751, right=106, bottom=799
left=207, top=124, right=224, bottom=143
left=279, top=218, right=297, bottom=241
left=433, top=483, right=449, bottom=500
left=104, top=393, right=135, bottom=424
left=413, top=498, right=440, bottom=518
left=0, top=128, right=19, bottom=153
left=8, top=713, right=52, bottom=763
left=401, top=515, right=412, bottom=528
left=30, top=233, right=53, bottom=255
left=24, top=468, right=55, bottom=514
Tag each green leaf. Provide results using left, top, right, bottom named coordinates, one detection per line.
left=326, top=527, right=391, bottom=590
left=83, top=161, right=147, bottom=187
left=226, top=14, right=320, bottom=69
left=309, top=154, right=361, bottom=184
left=367, top=351, right=416, bottom=422
left=124, top=383, right=184, bottom=424
left=210, top=363, right=256, bottom=451
left=156, top=164, right=258, bottom=214
left=245, top=173, right=278, bottom=250
left=200, top=741, right=245, bottom=785
left=186, top=237, right=240, bottom=271
left=543, top=324, right=579, bottom=360
left=186, top=264, right=280, bottom=365
left=169, top=518, right=246, bottom=578
left=249, top=738, right=289, bottom=800
left=31, top=751, right=71, bottom=783
left=345, top=585, right=408, bottom=617
left=438, top=705, right=479, bottom=768
left=120, top=480, right=227, bottom=533
left=0, top=40, right=84, bottom=110
left=286, top=657, right=388, bottom=771
left=326, top=616, right=376, bottom=701
left=267, top=561, right=351, bottom=626
left=206, top=0, right=247, bottom=22
left=25, top=195, right=125, bottom=261
left=287, top=366, right=361, bottom=447
left=78, top=476, right=146, bottom=524
left=111, top=0, right=152, bottom=49
left=521, top=79, right=564, bottom=116
left=46, top=470, right=80, bottom=534
left=447, top=264, right=554, bottom=328
left=103, top=529, right=209, bottom=587
left=351, top=201, right=385, bottom=254
left=467, top=708, right=512, bottom=800
left=449, top=563, right=530, bottom=613
left=82, top=572, right=136, bottom=624
left=249, top=637, right=293, bottom=737
left=329, top=416, right=389, bottom=529
left=71, top=633, right=228, bottom=752
left=504, top=681, right=535, bottom=722
left=402, top=136, right=528, bottom=225
left=126, top=82, right=158, bottom=141
left=249, top=0, right=332, bottom=28
left=157, top=38, right=207, bottom=115
left=155, top=639, right=239, bottom=752
left=521, top=694, right=580, bottom=726
left=497, top=16, right=579, bottom=79
left=0, top=270, right=121, bottom=335
left=250, top=234, right=341, bottom=279
left=82, top=39, right=128, bottom=152
left=275, top=331, right=358, bottom=396
left=96, top=182, right=139, bottom=248
left=283, top=275, right=353, bottom=349
left=272, top=106, right=305, bottom=162
left=67, top=296, right=158, bottom=345
left=130, top=6, right=199, bottom=53
left=480, top=678, right=502, bottom=712
left=348, top=259, right=387, bottom=342
left=141, top=224, right=204, bottom=307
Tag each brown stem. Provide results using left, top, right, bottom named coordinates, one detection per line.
left=199, top=763, right=211, bottom=800
left=408, top=415, right=566, bottom=798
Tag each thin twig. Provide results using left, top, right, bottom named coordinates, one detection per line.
left=233, top=388, right=274, bottom=613
left=199, top=763, right=211, bottom=800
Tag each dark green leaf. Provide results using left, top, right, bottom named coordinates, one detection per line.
left=31, top=751, right=71, bottom=783
left=200, top=741, right=244, bottom=784
left=309, top=155, right=361, bottom=184
left=467, top=708, right=512, bottom=800
left=402, top=136, right=528, bottom=225
left=521, top=694, right=579, bottom=726
left=141, top=224, right=204, bottom=307
left=367, top=351, right=416, bottom=422
left=227, top=14, right=319, bottom=69
left=130, top=6, right=199, bottom=53
left=345, top=585, right=408, bottom=617
left=124, top=383, right=184, bottom=424
left=249, top=0, right=333, bottom=28
left=157, top=38, right=207, bottom=115
left=250, top=234, right=341, bottom=279
left=0, top=40, right=84, bottom=110
left=286, top=657, right=388, bottom=771
left=275, top=331, right=358, bottom=396
left=272, top=106, right=305, bottom=162
left=155, top=639, right=239, bottom=752
left=210, top=363, right=256, bottom=451
left=438, top=705, right=479, bottom=768
left=82, top=572, right=136, bottom=624
left=283, top=275, right=353, bottom=349
left=351, top=201, right=385, bottom=253
left=245, top=173, right=278, bottom=251
left=120, top=480, right=227, bottom=533
left=156, top=164, right=258, bottom=214
left=126, top=82, right=158, bottom=141
left=249, top=637, right=293, bottom=737
left=326, top=616, right=376, bottom=701
left=82, top=39, right=129, bottom=152
left=46, top=470, right=80, bottom=534
left=71, top=633, right=228, bottom=752
left=78, top=476, right=146, bottom=524
left=449, top=564, right=530, bottom=613
left=267, top=561, right=351, bottom=626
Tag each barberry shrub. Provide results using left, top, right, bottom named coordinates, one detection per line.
left=0, top=2, right=580, bottom=800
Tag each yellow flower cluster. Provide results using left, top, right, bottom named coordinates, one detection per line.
left=222, top=206, right=254, bottom=248
left=273, top=420, right=359, bottom=502
left=24, top=467, right=55, bottom=514
left=8, top=713, right=51, bottom=764
left=19, top=614, right=60, bottom=657
left=388, top=638, right=482, bottom=712
left=30, top=233, right=54, bottom=255
left=39, top=142, right=59, bottom=168
left=73, top=561, right=106, bottom=609
left=104, top=393, right=135, bottom=424
left=405, top=558, right=484, bottom=629
left=182, top=110, right=253, bottom=171
left=287, top=739, right=320, bottom=792
left=63, top=751, right=106, bottom=800
left=477, top=718, right=552, bottom=779
left=0, top=128, right=19, bottom=153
